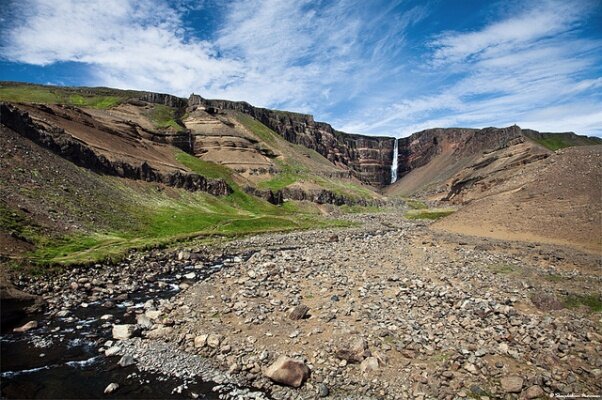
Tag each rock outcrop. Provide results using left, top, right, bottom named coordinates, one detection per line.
left=395, top=126, right=524, bottom=178
left=0, top=275, right=45, bottom=328
left=0, top=103, right=231, bottom=196
left=188, top=95, right=395, bottom=187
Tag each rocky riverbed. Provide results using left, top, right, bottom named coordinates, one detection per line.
left=3, top=213, right=602, bottom=399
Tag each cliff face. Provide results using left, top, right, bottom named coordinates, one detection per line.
left=395, top=126, right=524, bottom=178
left=188, top=95, right=395, bottom=187
left=0, top=103, right=231, bottom=195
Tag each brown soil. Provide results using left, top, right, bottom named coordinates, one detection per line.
left=434, top=146, right=602, bottom=253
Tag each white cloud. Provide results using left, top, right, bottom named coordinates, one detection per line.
left=2, top=0, right=243, bottom=95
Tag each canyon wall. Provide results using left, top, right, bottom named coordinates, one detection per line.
left=0, top=103, right=231, bottom=196
left=188, top=95, right=395, bottom=187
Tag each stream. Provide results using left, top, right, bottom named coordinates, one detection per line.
left=1, top=255, right=254, bottom=399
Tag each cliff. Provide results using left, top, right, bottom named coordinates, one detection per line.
left=395, top=125, right=525, bottom=178
left=0, top=103, right=231, bottom=196
left=188, top=94, right=395, bottom=187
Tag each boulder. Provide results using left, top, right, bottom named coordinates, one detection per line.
left=264, top=356, right=310, bottom=388
left=0, top=276, right=45, bottom=328
left=112, top=324, right=138, bottom=340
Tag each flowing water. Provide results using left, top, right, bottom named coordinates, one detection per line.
left=391, top=138, right=399, bottom=184
left=0, top=257, right=254, bottom=399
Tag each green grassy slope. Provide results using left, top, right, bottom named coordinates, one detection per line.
left=523, top=130, right=602, bottom=151
left=1, top=129, right=348, bottom=268
left=0, top=82, right=140, bottom=109
left=235, top=113, right=380, bottom=201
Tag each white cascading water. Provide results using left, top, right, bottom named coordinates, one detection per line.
left=390, top=138, right=399, bottom=184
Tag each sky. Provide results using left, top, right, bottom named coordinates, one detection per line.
left=1, top=0, right=601, bottom=137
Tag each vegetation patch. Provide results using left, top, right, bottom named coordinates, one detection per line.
left=544, top=274, right=565, bottom=282
left=524, top=132, right=602, bottom=151
left=20, top=154, right=351, bottom=266
left=563, top=294, right=602, bottom=312
left=405, top=208, right=454, bottom=220
left=486, top=262, right=518, bottom=275
left=148, top=104, right=184, bottom=131
left=0, top=83, right=135, bottom=109
left=404, top=198, right=428, bottom=210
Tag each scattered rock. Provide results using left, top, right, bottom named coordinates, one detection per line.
left=145, top=326, right=173, bottom=339
left=104, top=383, right=119, bottom=394
left=288, top=304, right=310, bottom=320
left=360, top=357, right=380, bottom=373
left=500, top=376, right=524, bottom=393
left=264, top=356, right=310, bottom=388
left=118, top=355, right=136, bottom=367
left=207, top=333, right=222, bottom=348
left=112, top=324, right=138, bottom=340
left=318, top=383, right=329, bottom=397
left=105, top=346, right=121, bottom=357
left=336, top=338, right=371, bottom=363
left=13, top=320, right=38, bottom=333
left=194, top=334, right=208, bottom=348
left=524, top=385, right=544, bottom=399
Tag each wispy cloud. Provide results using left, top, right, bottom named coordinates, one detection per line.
left=339, top=0, right=602, bottom=137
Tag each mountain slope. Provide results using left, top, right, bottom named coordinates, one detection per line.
left=433, top=145, right=602, bottom=252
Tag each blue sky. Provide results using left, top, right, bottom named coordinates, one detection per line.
left=1, top=0, right=601, bottom=137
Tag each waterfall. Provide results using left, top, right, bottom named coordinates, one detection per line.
left=390, top=138, right=399, bottom=184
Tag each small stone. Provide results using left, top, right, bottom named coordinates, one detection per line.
left=13, top=321, right=38, bottom=333
left=524, top=385, right=544, bottom=399
left=207, top=333, right=221, bottom=348
left=498, top=343, right=509, bottom=354
left=289, top=304, right=310, bottom=320
left=105, top=346, right=121, bottom=357
left=264, top=355, right=310, bottom=388
left=194, top=334, right=208, bottom=348
left=464, top=363, right=477, bottom=374
left=318, top=383, right=329, bottom=397
left=112, top=324, right=138, bottom=340
left=104, top=383, right=119, bottom=394
left=500, top=376, right=524, bottom=393
left=360, top=357, right=380, bottom=373
left=118, top=355, right=135, bottom=367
